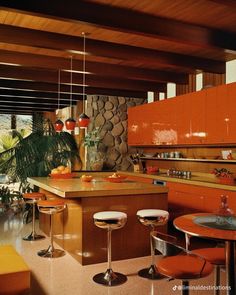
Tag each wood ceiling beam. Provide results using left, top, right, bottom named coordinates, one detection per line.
left=0, top=24, right=225, bottom=74
left=0, top=79, right=147, bottom=99
left=0, top=50, right=188, bottom=84
left=0, top=1, right=235, bottom=52
left=0, top=99, right=58, bottom=109
left=0, top=104, right=53, bottom=112
left=0, top=64, right=166, bottom=92
left=0, top=109, right=34, bottom=115
left=210, top=0, right=236, bottom=7
left=0, top=88, right=79, bottom=103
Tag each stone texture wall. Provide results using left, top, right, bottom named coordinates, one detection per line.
left=87, top=95, right=147, bottom=171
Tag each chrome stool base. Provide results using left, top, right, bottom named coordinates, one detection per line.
left=93, top=268, right=127, bottom=286
left=23, top=232, right=45, bottom=241
left=37, top=246, right=65, bottom=258
left=138, top=265, right=164, bottom=280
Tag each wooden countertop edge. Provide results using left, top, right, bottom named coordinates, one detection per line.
left=119, top=171, right=236, bottom=191
left=27, top=177, right=168, bottom=198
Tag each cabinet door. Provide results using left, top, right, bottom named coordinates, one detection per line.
left=184, top=91, right=206, bottom=144
left=128, top=106, right=144, bottom=145
left=203, top=187, right=236, bottom=213
left=151, top=99, right=177, bottom=145
left=205, top=85, right=228, bottom=144
left=167, top=182, right=205, bottom=220
left=225, top=82, right=236, bottom=143
left=128, top=106, right=138, bottom=145
left=128, top=104, right=154, bottom=146
left=175, top=94, right=189, bottom=144
left=206, top=82, right=236, bottom=144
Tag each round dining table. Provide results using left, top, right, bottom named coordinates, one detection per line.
left=174, top=213, right=236, bottom=295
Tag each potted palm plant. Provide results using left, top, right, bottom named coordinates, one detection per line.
left=0, top=118, right=79, bottom=190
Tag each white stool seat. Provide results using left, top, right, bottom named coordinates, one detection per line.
left=137, top=209, right=169, bottom=218
left=93, top=211, right=127, bottom=220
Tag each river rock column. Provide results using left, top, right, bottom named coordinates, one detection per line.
left=86, top=95, right=147, bottom=171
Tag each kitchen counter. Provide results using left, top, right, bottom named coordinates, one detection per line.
left=28, top=173, right=168, bottom=265
left=27, top=175, right=168, bottom=198
left=119, top=171, right=236, bottom=191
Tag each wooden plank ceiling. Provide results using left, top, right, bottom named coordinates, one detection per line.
left=0, top=0, right=235, bottom=114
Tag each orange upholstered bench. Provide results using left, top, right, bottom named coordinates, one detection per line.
left=0, top=245, right=30, bottom=294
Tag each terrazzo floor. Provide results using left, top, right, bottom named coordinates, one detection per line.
left=0, top=212, right=227, bottom=295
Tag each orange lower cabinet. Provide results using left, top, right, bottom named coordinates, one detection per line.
left=167, top=182, right=236, bottom=219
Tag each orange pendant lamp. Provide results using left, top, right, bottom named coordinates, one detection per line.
left=54, top=69, right=64, bottom=132
left=78, top=32, right=90, bottom=129
left=65, top=56, right=76, bottom=131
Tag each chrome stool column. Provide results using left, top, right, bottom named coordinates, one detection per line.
left=23, top=192, right=45, bottom=241
left=37, top=200, right=66, bottom=258
left=137, top=209, right=169, bottom=279
left=93, top=211, right=127, bottom=286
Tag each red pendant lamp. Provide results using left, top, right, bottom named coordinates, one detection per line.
left=54, top=69, right=64, bottom=132
left=78, top=32, right=90, bottom=129
left=65, top=56, right=76, bottom=131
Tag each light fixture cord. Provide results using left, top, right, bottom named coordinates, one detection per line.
left=82, top=32, right=86, bottom=113
left=57, top=69, right=61, bottom=110
left=70, top=56, right=73, bottom=116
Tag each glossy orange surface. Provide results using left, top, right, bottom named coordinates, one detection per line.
left=167, top=181, right=236, bottom=220
left=128, top=82, right=236, bottom=146
left=174, top=213, right=236, bottom=241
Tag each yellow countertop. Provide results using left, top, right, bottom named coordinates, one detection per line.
left=119, top=171, right=236, bottom=191
left=27, top=175, right=168, bottom=198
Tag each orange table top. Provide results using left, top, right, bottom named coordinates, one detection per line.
left=174, top=213, right=236, bottom=241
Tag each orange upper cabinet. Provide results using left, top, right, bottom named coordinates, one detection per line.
left=151, top=99, right=178, bottom=145
left=128, top=82, right=236, bottom=146
left=205, top=82, right=236, bottom=144
left=184, top=90, right=206, bottom=144
left=225, top=82, right=236, bottom=143
left=205, top=84, right=228, bottom=143
left=128, top=104, right=152, bottom=146
left=175, top=94, right=191, bottom=145
left=127, top=106, right=142, bottom=145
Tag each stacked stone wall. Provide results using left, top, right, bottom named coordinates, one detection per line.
left=87, top=95, right=146, bottom=171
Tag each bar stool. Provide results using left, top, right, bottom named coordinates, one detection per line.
left=137, top=209, right=169, bottom=279
left=23, top=192, right=45, bottom=241
left=152, top=231, right=213, bottom=295
left=93, top=211, right=127, bottom=286
left=191, top=248, right=225, bottom=295
left=185, top=233, right=225, bottom=295
left=37, top=200, right=66, bottom=258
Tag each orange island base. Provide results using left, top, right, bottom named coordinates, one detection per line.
left=28, top=172, right=168, bottom=265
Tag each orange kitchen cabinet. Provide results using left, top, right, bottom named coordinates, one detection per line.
left=167, top=182, right=205, bottom=220
left=205, top=85, right=228, bottom=144
left=184, top=90, right=207, bottom=144
left=203, top=187, right=236, bottom=213
left=128, top=104, right=152, bottom=146
left=167, top=181, right=236, bottom=220
left=175, top=94, right=189, bottom=144
left=225, top=82, right=236, bottom=143
left=206, top=82, right=236, bottom=144
left=127, top=106, right=144, bottom=145
left=150, top=99, right=177, bottom=145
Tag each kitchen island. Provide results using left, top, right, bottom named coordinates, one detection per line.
left=28, top=173, right=168, bottom=265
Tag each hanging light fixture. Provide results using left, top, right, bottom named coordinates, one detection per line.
left=78, top=32, right=90, bottom=128
left=65, top=56, right=76, bottom=131
left=54, top=69, right=64, bottom=132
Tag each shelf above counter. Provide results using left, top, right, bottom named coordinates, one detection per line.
left=140, top=157, right=236, bottom=164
